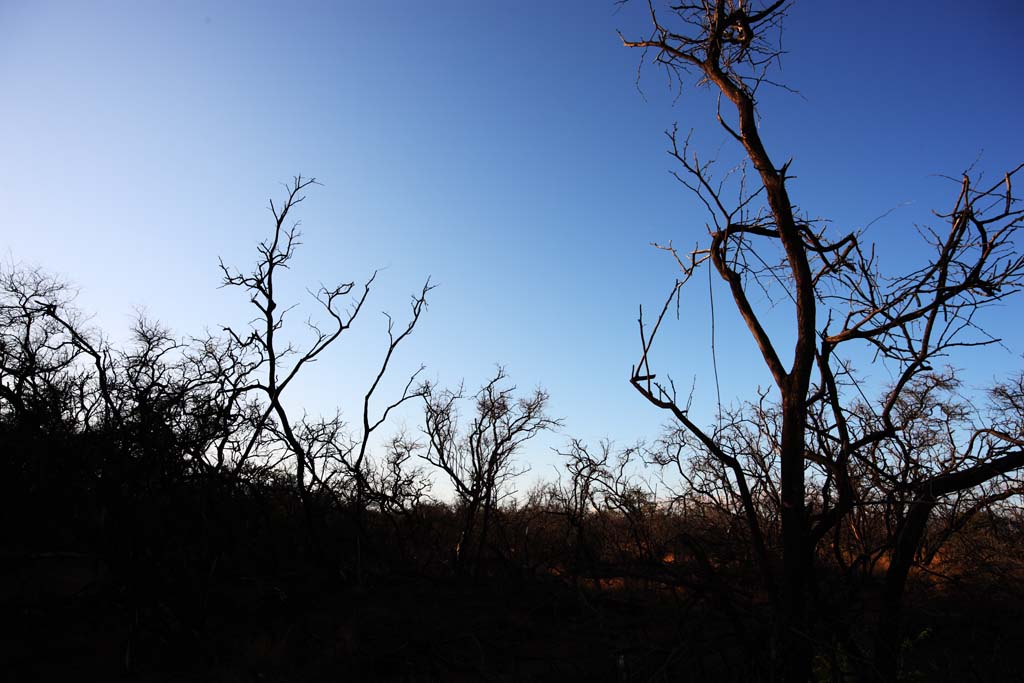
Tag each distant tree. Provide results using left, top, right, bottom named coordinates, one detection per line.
left=0, top=267, right=98, bottom=550
left=620, top=1, right=1024, bottom=680
left=0, top=267, right=84, bottom=431
left=550, top=440, right=614, bottom=574
left=551, top=439, right=659, bottom=574
left=0, top=264, right=247, bottom=494
left=421, top=367, right=560, bottom=576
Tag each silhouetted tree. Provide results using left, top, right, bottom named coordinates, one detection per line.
left=620, top=1, right=1024, bottom=679
left=217, top=176, right=431, bottom=553
left=422, top=367, right=560, bottom=576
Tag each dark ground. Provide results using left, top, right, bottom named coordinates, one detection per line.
left=4, top=552, right=1023, bottom=682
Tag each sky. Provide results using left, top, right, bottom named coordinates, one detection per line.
left=1, top=1, right=1022, bottom=483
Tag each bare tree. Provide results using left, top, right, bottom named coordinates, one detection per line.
left=551, top=439, right=614, bottom=575
left=0, top=266, right=252, bottom=476
left=218, top=176, right=431, bottom=547
left=620, top=1, right=1024, bottom=679
left=0, top=267, right=87, bottom=428
left=421, top=367, right=560, bottom=576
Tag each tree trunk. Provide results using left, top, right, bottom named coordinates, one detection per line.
left=456, top=499, right=479, bottom=576
left=875, top=499, right=934, bottom=681
left=778, top=389, right=811, bottom=683
left=475, top=495, right=495, bottom=580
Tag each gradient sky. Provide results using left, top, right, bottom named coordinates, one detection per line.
left=2, top=1, right=1022, bottom=481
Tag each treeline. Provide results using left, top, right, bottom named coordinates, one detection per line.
left=2, top=183, right=1023, bottom=681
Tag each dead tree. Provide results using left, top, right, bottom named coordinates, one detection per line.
left=421, top=367, right=560, bottom=576
left=218, top=177, right=431, bottom=536
left=620, top=2, right=1024, bottom=680
left=552, top=439, right=614, bottom=575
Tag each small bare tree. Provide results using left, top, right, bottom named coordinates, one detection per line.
left=421, top=367, right=560, bottom=576
left=551, top=439, right=614, bottom=575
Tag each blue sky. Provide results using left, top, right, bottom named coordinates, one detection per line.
left=1, top=1, right=1021, bottom=478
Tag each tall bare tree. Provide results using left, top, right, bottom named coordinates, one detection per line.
left=620, top=2, right=1024, bottom=679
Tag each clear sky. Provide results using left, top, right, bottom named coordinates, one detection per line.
left=2, top=1, right=1022, bottom=480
